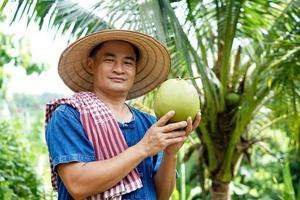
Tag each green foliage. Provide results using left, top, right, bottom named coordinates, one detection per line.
left=11, top=93, right=60, bottom=113
left=0, top=92, right=61, bottom=199
left=4, top=92, right=62, bottom=199
left=0, top=31, right=46, bottom=79
left=232, top=147, right=283, bottom=199
left=282, top=158, right=296, bottom=200
left=0, top=14, right=47, bottom=98
left=0, top=121, right=43, bottom=199
left=285, top=150, right=300, bottom=200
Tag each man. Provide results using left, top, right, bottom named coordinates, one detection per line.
left=45, top=30, right=201, bottom=200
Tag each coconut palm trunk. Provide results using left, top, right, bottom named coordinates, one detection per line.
left=4, top=0, right=300, bottom=199
left=211, top=180, right=230, bottom=200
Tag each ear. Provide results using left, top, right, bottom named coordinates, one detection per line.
left=86, top=57, right=95, bottom=74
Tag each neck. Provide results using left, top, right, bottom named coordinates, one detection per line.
left=92, top=88, right=132, bottom=122
left=92, top=88, right=126, bottom=111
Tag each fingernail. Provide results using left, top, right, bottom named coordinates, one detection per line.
left=168, top=110, right=175, bottom=115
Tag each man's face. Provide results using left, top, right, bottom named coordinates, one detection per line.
left=88, top=40, right=137, bottom=97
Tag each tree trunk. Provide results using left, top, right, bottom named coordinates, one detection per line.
left=211, top=180, right=231, bottom=200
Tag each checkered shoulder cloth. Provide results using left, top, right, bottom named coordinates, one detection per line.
left=45, top=91, right=142, bottom=200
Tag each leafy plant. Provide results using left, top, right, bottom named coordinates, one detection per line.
left=0, top=121, right=43, bottom=199
left=0, top=14, right=47, bottom=98
left=282, top=154, right=300, bottom=200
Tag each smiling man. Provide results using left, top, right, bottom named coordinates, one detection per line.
left=45, top=30, right=201, bottom=200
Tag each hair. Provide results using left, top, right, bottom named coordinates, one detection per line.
left=89, top=40, right=140, bottom=62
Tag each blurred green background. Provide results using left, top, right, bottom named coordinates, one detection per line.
left=0, top=0, right=299, bottom=199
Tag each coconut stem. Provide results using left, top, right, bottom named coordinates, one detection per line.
left=184, top=76, right=201, bottom=80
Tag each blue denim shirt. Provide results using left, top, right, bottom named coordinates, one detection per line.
left=46, top=104, right=163, bottom=200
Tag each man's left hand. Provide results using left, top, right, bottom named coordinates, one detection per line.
left=164, top=112, right=201, bottom=156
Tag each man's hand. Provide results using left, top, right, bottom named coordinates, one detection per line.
left=153, top=111, right=201, bottom=200
left=138, top=110, right=188, bottom=157
left=138, top=111, right=201, bottom=157
left=164, top=112, right=201, bottom=156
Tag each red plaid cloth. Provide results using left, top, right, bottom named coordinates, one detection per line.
left=45, top=92, right=142, bottom=199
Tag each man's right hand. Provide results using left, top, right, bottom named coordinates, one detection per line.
left=138, top=110, right=188, bottom=157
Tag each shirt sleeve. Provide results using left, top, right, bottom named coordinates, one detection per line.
left=152, top=151, right=163, bottom=176
left=45, top=104, right=96, bottom=172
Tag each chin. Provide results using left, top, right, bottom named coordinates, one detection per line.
left=110, top=83, right=133, bottom=91
left=109, top=87, right=130, bottom=95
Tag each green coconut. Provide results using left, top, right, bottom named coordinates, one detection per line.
left=154, top=78, right=200, bottom=122
left=225, top=93, right=240, bottom=106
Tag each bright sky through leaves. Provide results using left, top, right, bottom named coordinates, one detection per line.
left=1, top=2, right=73, bottom=96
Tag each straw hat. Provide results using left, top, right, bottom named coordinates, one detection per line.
left=58, top=29, right=171, bottom=99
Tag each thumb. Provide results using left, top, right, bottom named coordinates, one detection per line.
left=155, top=110, right=175, bottom=127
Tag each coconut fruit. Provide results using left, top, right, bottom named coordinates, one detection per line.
left=154, top=78, right=200, bottom=122
left=225, top=93, right=240, bottom=106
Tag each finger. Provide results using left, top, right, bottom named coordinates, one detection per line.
left=165, top=136, right=187, bottom=146
left=192, top=112, right=201, bottom=129
left=164, top=131, right=186, bottom=139
left=161, top=121, right=187, bottom=132
left=155, top=110, right=175, bottom=127
left=185, top=117, right=193, bottom=134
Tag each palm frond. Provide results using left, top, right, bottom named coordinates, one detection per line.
left=219, top=0, right=244, bottom=94
left=10, top=0, right=111, bottom=40
left=161, top=0, right=227, bottom=131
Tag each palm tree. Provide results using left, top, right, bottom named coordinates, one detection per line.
left=3, top=0, right=299, bottom=199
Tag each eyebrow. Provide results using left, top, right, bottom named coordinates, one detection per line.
left=104, top=52, right=136, bottom=61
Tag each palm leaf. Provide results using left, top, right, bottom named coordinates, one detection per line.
left=10, top=1, right=111, bottom=39
left=282, top=158, right=296, bottom=200
left=297, top=181, right=300, bottom=200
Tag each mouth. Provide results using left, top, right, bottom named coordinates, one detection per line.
left=108, top=77, right=126, bottom=83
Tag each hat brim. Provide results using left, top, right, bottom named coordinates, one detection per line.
left=58, top=29, right=170, bottom=100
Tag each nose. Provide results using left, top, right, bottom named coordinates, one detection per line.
left=112, top=60, right=124, bottom=74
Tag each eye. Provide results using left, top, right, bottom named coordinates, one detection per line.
left=124, top=60, right=134, bottom=66
left=104, top=57, right=114, bottom=62
left=125, top=61, right=132, bottom=65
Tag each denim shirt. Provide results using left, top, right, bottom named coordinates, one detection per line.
left=46, top=104, right=163, bottom=200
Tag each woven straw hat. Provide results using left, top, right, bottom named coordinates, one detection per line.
left=58, top=29, right=171, bottom=99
